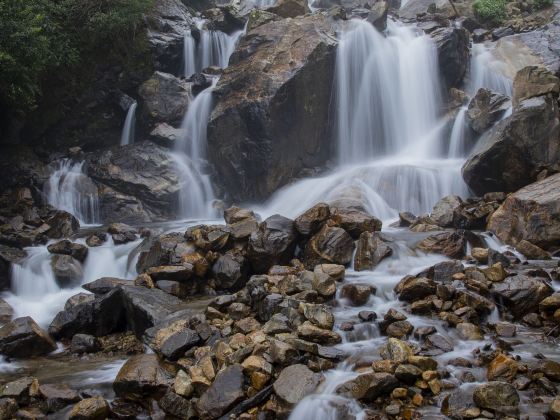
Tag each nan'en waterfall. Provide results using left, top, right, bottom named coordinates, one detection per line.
left=1, top=0, right=560, bottom=418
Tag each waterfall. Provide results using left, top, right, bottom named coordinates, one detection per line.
left=184, top=19, right=244, bottom=77
left=448, top=106, right=468, bottom=158
left=467, top=43, right=513, bottom=96
left=44, top=160, right=100, bottom=225
left=259, top=19, right=468, bottom=221
left=120, top=101, right=137, bottom=146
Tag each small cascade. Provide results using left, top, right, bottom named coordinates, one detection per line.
left=175, top=26, right=245, bottom=219
left=448, top=106, right=468, bottom=158
left=120, top=101, right=137, bottom=146
left=184, top=19, right=244, bottom=77
left=44, top=160, right=100, bottom=225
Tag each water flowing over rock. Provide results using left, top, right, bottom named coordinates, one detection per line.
left=207, top=14, right=338, bottom=202
left=487, top=173, right=560, bottom=247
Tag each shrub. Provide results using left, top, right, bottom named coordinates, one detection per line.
left=473, top=0, right=508, bottom=25
left=532, top=0, right=553, bottom=10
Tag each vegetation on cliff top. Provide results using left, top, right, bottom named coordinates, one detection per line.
left=0, top=0, right=153, bottom=118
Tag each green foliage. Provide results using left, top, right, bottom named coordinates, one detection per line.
left=0, top=0, right=153, bottom=116
left=473, top=0, right=508, bottom=25
left=532, top=0, right=553, bottom=10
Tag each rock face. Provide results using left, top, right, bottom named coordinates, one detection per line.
left=466, top=88, right=511, bottom=134
left=487, top=173, right=560, bottom=247
left=207, top=14, right=338, bottom=202
left=430, top=27, right=470, bottom=88
left=0, top=317, right=57, bottom=358
left=86, top=141, right=183, bottom=223
left=462, top=67, right=560, bottom=195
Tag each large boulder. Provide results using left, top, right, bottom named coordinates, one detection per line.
left=354, top=232, right=392, bottom=271
left=487, top=173, right=560, bottom=247
left=86, top=141, right=184, bottom=223
left=207, top=14, right=338, bottom=202
left=430, top=27, right=470, bottom=88
left=303, top=225, right=355, bottom=268
left=491, top=274, right=553, bottom=318
left=0, top=317, right=57, bottom=358
left=466, top=88, right=511, bottom=134
left=247, top=215, right=298, bottom=272
left=138, top=72, right=190, bottom=124
left=211, top=251, right=249, bottom=290
left=51, top=254, right=83, bottom=287
left=113, top=354, right=173, bottom=399
left=462, top=67, right=560, bottom=195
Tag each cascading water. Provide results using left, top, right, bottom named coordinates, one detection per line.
left=175, top=26, right=245, bottom=219
left=259, top=19, right=468, bottom=221
left=120, top=101, right=137, bottom=146
left=44, top=159, right=100, bottom=225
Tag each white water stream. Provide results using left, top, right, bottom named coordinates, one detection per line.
left=120, top=101, right=137, bottom=146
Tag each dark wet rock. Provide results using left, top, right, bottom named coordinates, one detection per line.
left=158, top=389, right=192, bottom=418
left=330, top=207, right=382, bottom=239
left=0, top=245, right=27, bottom=290
left=341, top=283, right=376, bottom=306
left=294, top=203, right=331, bottom=236
left=113, top=354, right=173, bottom=399
left=85, top=232, right=107, bottom=247
left=64, top=293, right=94, bottom=311
left=82, top=277, right=129, bottom=295
left=466, top=88, right=511, bottom=134
left=44, top=210, right=80, bottom=239
left=211, top=251, right=249, bottom=291
left=472, top=381, right=519, bottom=411
left=462, top=94, right=560, bottom=196
left=358, top=311, right=377, bottom=322
left=138, top=71, right=190, bottom=124
left=303, top=225, right=355, bottom=268
left=51, top=254, right=83, bottom=287
left=266, top=0, right=310, bottom=17
left=354, top=232, right=392, bottom=271
left=395, top=276, right=436, bottom=302
left=0, top=298, right=14, bottom=324
left=207, top=14, right=338, bottom=202
left=430, top=27, right=470, bottom=88
left=120, top=285, right=188, bottom=337
left=491, top=274, right=553, bottom=318
left=69, top=396, right=110, bottom=420
left=71, top=334, right=99, bottom=354
left=160, top=329, right=200, bottom=360
left=47, top=240, right=88, bottom=262
left=487, top=173, right=560, bottom=248
left=336, top=372, right=399, bottom=401
left=247, top=215, right=298, bottom=273
left=416, top=231, right=466, bottom=258
left=39, top=383, right=80, bottom=413
left=196, top=364, right=244, bottom=418
left=87, top=142, right=184, bottom=223
left=0, top=316, right=56, bottom=358
left=49, top=288, right=124, bottom=339
left=273, top=364, right=322, bottom=405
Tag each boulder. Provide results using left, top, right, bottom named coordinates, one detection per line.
left=487, top=174, right=560, bottom=247
left=156, top=280, right=188, bottom=298
left=466, top=89, right=511, bottom=134
left=211, top=251, right=249, bottom=290
left=0, top=316, right=56, bottom=358
left=196, top=364, right=245, bottom=418
left=395, top=276, right=437, bottom=302
left=491, top=274, right=553, bottom=318
left=430, top=27, right=470, bottom=88
left=398, top=0, right=454, bottom=20
left=68, top=396, right=110, bottom=420
left=113, top=354, right=173, bottom=399
left=512, top=66, right=559, bottom=107
left=417, top=231, right=466, bottom=258
left=516, top=239, right=550, bottom=260
left=136, top=232, right=186, bottom=272
left=273, top=364, right=322, bottom=405
left=329, top=207, right=382, bottom=238
left=247, top=215, right=298, bottom=272
left=138, top=71, right=190, bottom=124
left=336, top=372, right=399, bottom=401
left=44, top=210, right=80, bottom=239
left=87, top=142, right=184, bottom=223
left=430, top=195, right=463, bottom=228
left=207, top=14, right=337, bottom=202
left=303, top=225, right=355, bottom=268
left=462, top=95, right=560, bottom=195
left=0, top=245, right=27, bottom=290
left=47, top=240, right=88, bottom=262
left=150, top=123, right=185, bottom=147
left=294, top=203, right=330, bottom=236
left=51, top=254, right=83, bottom=287
left=340, top=283, right=376, bottom=306
left=472, top=381, right=519, bottom=410
left=297, top=321, right=341, bottom=345
left=266, top=0, right=310, bottom=17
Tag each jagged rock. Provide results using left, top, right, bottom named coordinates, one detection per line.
left=300, top=303, right=334, bottom=329
left=159, top=329, right=200, bottom=360
left=207, top=14, right=337, bottom=202
left=136, top=232, right=186, bottom=272
left=430, top=27, right=470, bottom=88
left=211, top=251, right=249, bottom=291
left=0, top=298, right=14, bottom=324
left=294, top=203, right=330, bottom=236
left=247, top=215, right=298, bottom=272
left=354, top=231, right=392, bottom=271
left=491, top=274, right=553, bottom=318
left=44, top=210, right=80, bottom=239
left=196, top=364, right=244, bottom=418
left=0, top=317, right=56, bottom=358
left=51, top=254, right=83, bottom=287
left=512, top=65, right=559, bottom=107
left=139, top=71, right=190, bottom=124
left=113, top=354, right=173, bottom=399
left=466, top=88, right=511, bottom=134
left=462, top=95, right=560, bottom=195
left=472, top=382, right=519, bottom=410
left=87, top=142, right=184, bottom=223
left=49, top=288, right=125, bottom=339
left=273, top=364, right=322, bottom=405
left=430, top=195, right=463, bottom=228
left=416, top=231, right=466, bottom=258
left=82, top=277, right=129, bottom=294
left=303, top=225, right=355, bottom=268
left=0, top=245, right=27, bottom=290
left=69, top=396, right=110, bottom=420
left=329, top=207, right=382, bottom=239
left=47, top=240, right=88, bottom=262
left=39, top=383, right=80, bottom=413
left=487, top=174, right=560, bottom=248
